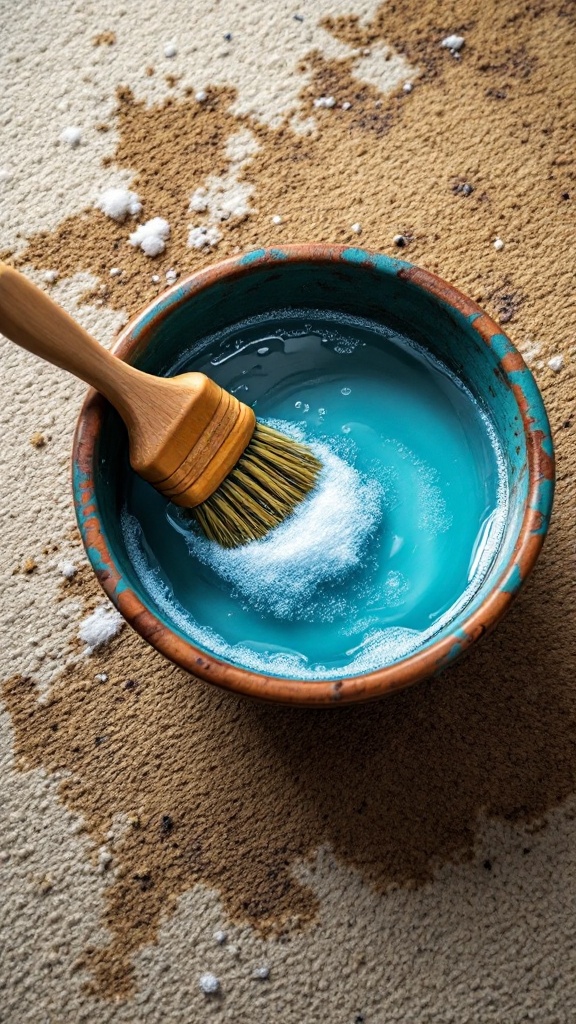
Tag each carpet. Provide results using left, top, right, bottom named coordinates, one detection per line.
left=1, top=0, right=575, bottom=1020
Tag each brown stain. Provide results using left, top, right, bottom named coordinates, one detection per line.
left=92, top=31, right=116, bottom=47
left=20, top=86, right=242, bottom=314
left=16, top=4, right=575, bottom=344
left=3, top=0, right=576, bottom=1002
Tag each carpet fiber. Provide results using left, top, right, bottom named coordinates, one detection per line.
left=1, top=1, right=575, bottom=1020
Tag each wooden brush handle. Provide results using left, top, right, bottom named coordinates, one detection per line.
left=0, top=263, right=255, bottom=505
left=0, top=263, right=153, bottom=416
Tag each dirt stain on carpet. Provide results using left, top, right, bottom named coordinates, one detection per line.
left=3, top=0, right=576, bottom=1001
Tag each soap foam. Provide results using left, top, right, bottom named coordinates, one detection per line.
left=168, top=435, right=382, bottom=621
left=122, top=512, right=426, bottom=679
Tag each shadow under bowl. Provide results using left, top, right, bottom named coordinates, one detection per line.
left=72, top=245, right=554, bottom=706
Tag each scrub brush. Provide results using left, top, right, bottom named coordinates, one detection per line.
left=0, top=264, right=322, bottom=547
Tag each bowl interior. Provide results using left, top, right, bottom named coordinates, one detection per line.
left=77, top=249, right=553, bottom=702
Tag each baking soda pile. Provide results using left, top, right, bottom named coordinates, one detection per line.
left=176, top=437, right=383, bottom=620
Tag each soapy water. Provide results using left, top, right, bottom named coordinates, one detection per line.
left=120, top=310, right=509, bottom=680
left=122, top=429, right=507, bottom=680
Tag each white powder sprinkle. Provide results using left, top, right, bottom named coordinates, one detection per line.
left=171, top=438, right=382, bottom=621
left=57, top=559, right=77, bottom=579
left=189, top=187, right=209, bottom=213
left=271, top=214, right=282, bottom=225
left=109, top=267, right=121, bottom=277
left=0, top=167, right=13, bottom=182
left=43, top=269, right=58, bottom=283
left=60, top=126, right=82, bottom=147
left=95, top=673, right=108, bottom=682
left=403, top=81, right=413, bottom=93
left=493, top=237, right=505, bottom=251
left=188, top=224, right=221, bottom=249
left=96, top=187, right=142, bottom=222
left=441, top=34, right=465, bottom=50
left=195, top=89, right=208, bottom=102
left=164, top=42, right=177, bottom=58
left=548, top=354, right=564, bottom=372
left=165, top=269, right=178, bottom=285
left=151, top=274, right=160, bottom=283
left=314, top=96, right=336, bottom=109
left=79, top=605, right=124, bottom=653
left=199, top=973, right=220, bottom=995
left=351, top=222, right=362, bottom=234
left=129, top=217, right=170, bottom=257
left=341, top=100, right=352, bottom=110
left=393, top=233, right=406, bottom=247
left=252, top=966, right=270, bottom=980
left=214, top=930, right=228, bottom=945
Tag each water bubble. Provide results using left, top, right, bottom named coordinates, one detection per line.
left=303, top=403, right=310, bottom=413
left=294, top=401, right=302, bottom=409
left=341, top=387, right=352, bottom=396
left=342, top=424, right=351, bottom=434
left=318, top=408, right=326, bottom=416
left=257, top=346, right=269, bottom=356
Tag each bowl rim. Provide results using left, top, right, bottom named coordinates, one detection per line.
left=72, top=244, right=555, bottom=706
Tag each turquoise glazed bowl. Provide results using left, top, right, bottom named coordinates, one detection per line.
left=72, top=246, right=554, bottom=706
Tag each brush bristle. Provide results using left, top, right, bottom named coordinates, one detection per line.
left=191, top=422, right=322, bottom=547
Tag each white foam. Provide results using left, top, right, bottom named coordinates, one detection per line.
left=78, top=604, right=124, bottom=654
left=129, top=217, right=170, bottom=257
left=168, top=436, right=382, bottom=621
left=95, top=187, right=142, bottom=222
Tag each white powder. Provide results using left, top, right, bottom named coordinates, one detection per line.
left=151, top=274, right=160, bottom=283
left=341, top=101, right=352, bottom=110
left=79, top=605, right=124, bottom=653
left=164, top=42, right=177, bottom=58
left=252, top=966, right=270, bottom=980
left=109, top=267, right=122, bottom=277
left=43, top=269, right=58, bottom=283
left=189, top=187, right=209, bottom=213
left=214, top=930, right=227, bottom=944
left=351, top=222, right=362, bottom=234
left=403, top=81, right=413, bottom=93
left=95, top=672, right=108, bottom=682
left=314, top=96, right=336, bottom=109
left=199, top=973, right=220, bottom=995
left=165, top=269, right=178, bottom=285
left=129, top=217, right=170, bottom=257
left=271, top=214, right=282, bottom=225
left=174, top=439, right=382, bottom=621
left=96, top=187, right=142, bottom=222
left=57, top=559, right=77, bottom=579
left=195, top=89, right=208, bottom=102
left=441, top=34, right=465, bottom=50
left=60, top=126, right=82, bottom=147
left=548, top=355, right=564, bottom=372
left=493, top=237, right=505, bottom=251
left=188, top=224, right=221, bottom=249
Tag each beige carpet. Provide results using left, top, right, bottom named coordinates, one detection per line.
left=1, top=0, right=575, bottom=1020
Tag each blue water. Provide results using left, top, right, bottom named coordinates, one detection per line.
left=122, top=310, right=508, bottom=679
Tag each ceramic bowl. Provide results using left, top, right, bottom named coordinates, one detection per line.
left=72, top=245, right=554, bottom=706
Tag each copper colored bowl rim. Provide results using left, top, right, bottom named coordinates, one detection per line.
left=72, top=245, right=555, bottom=706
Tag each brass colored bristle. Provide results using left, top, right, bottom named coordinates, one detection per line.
left=192, top=422, right=322, bottom=547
